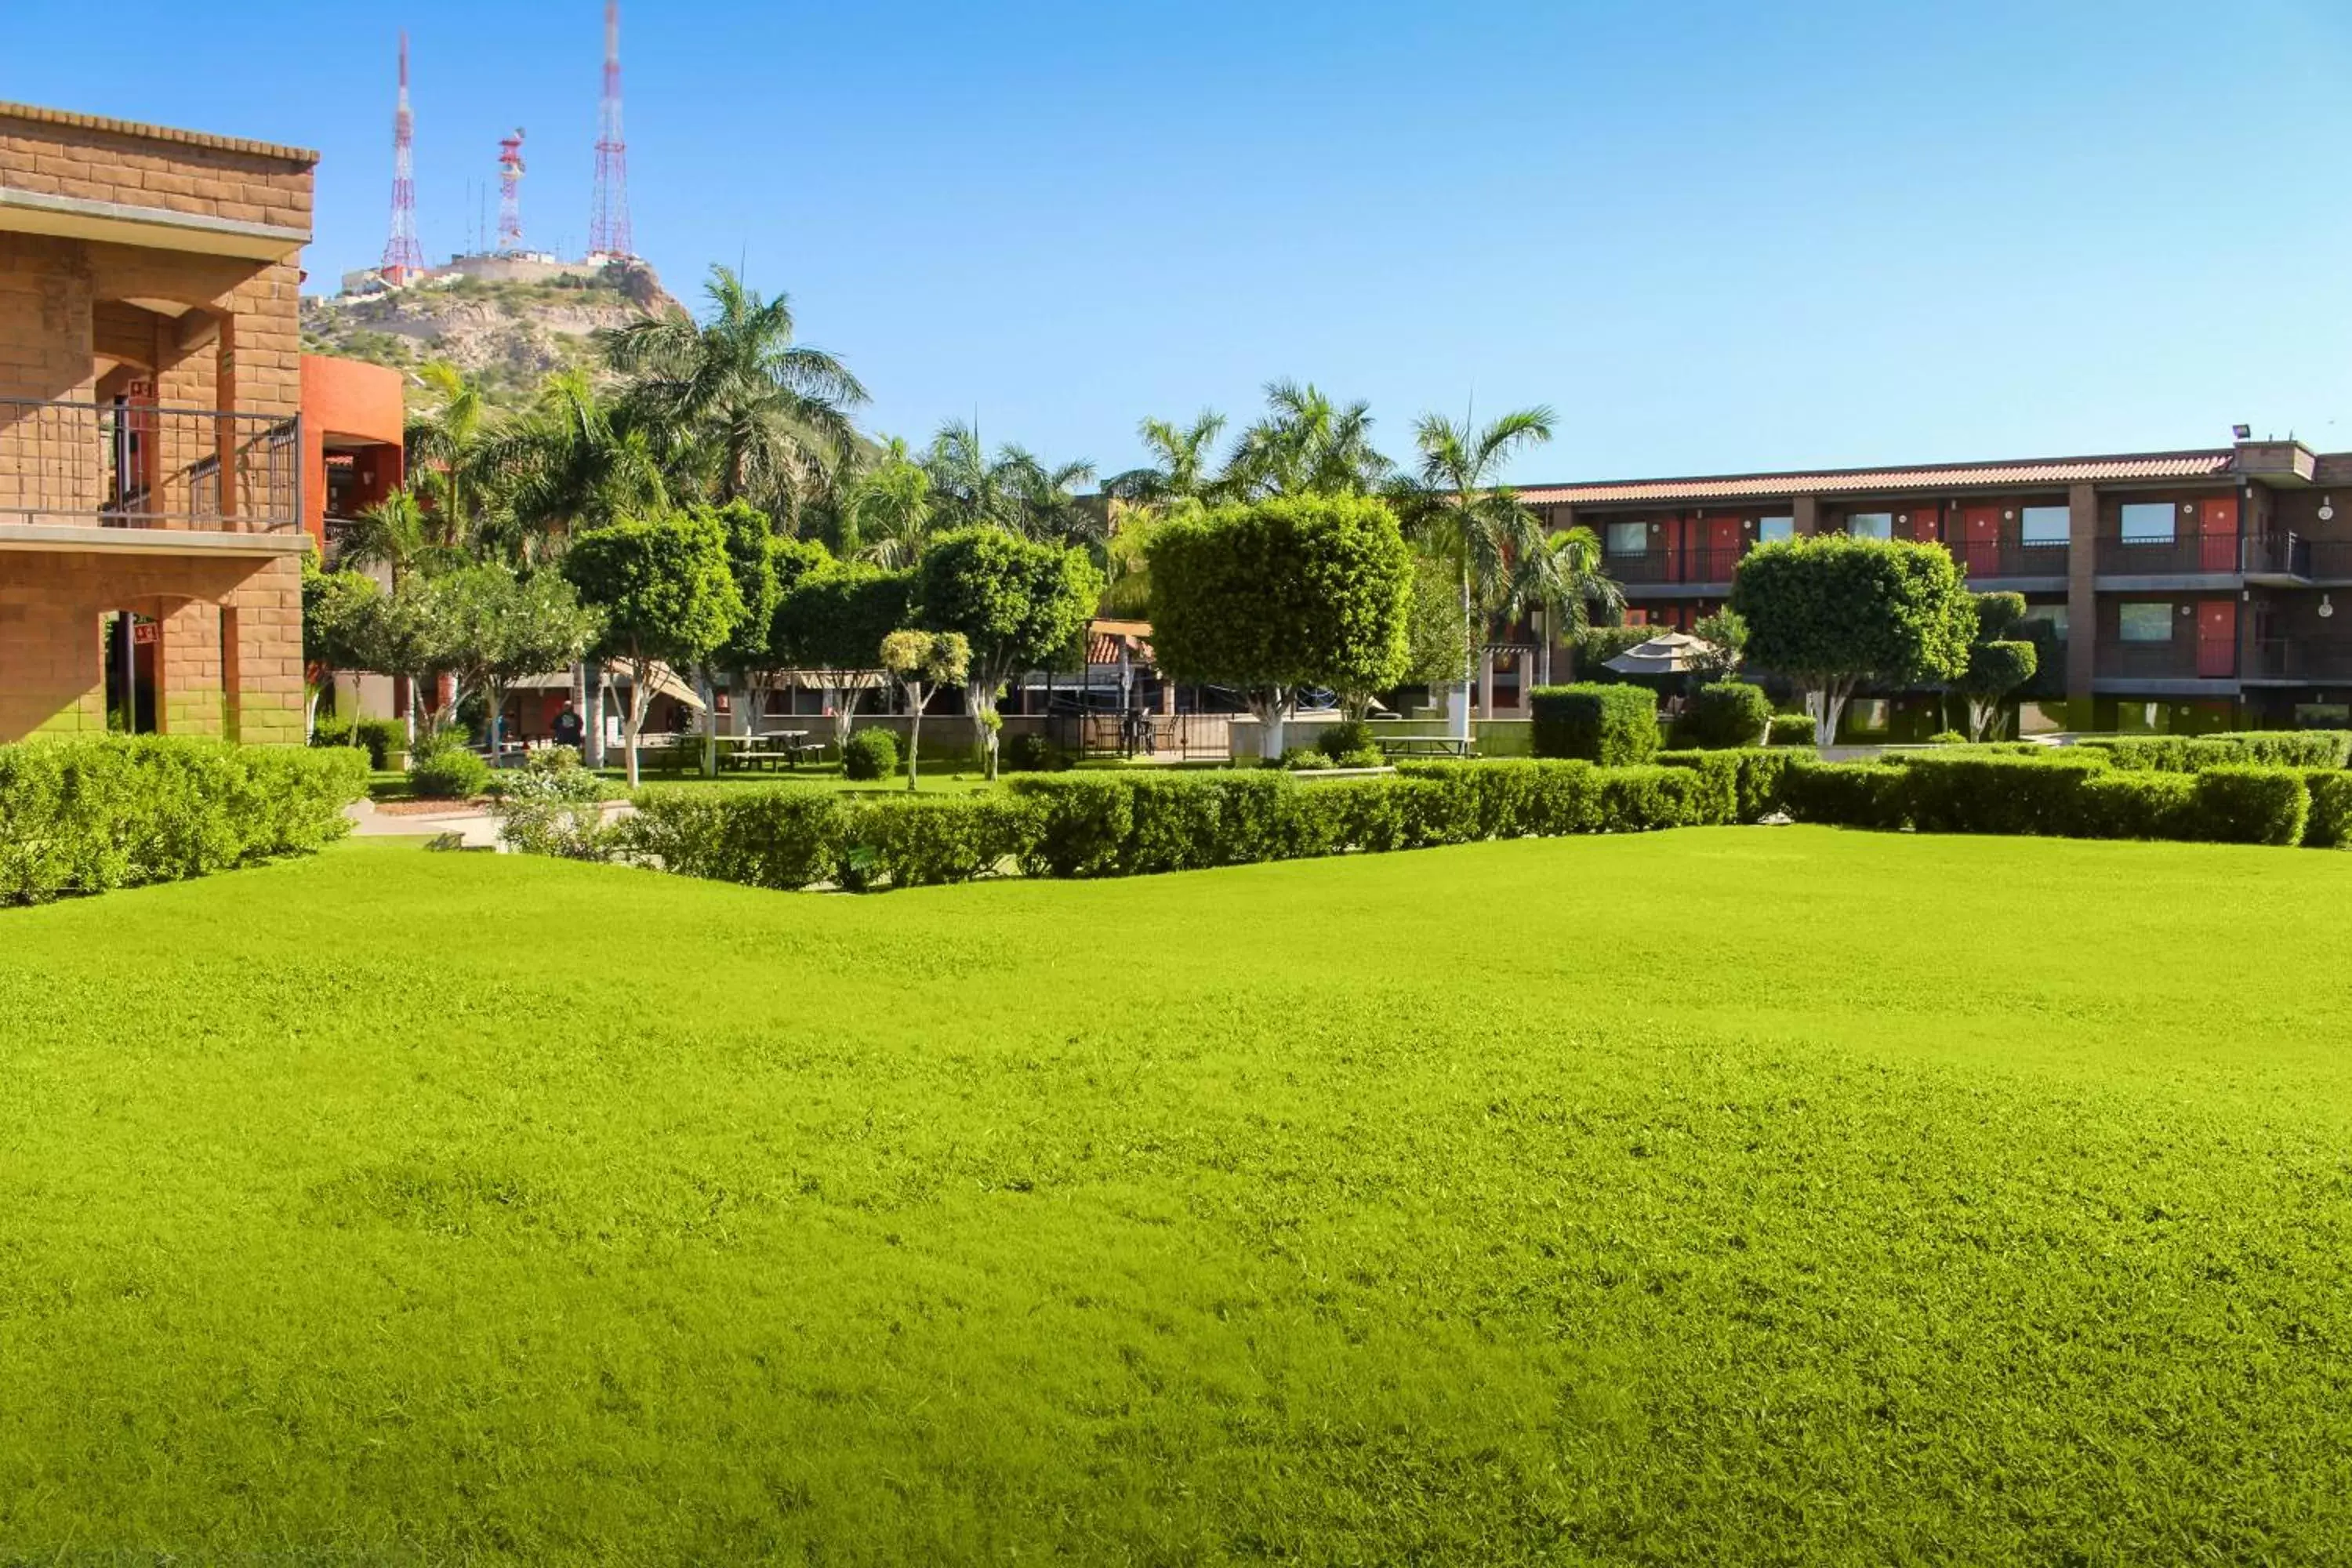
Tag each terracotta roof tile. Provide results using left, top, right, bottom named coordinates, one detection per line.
left=1517, top=451, right=2238, bottom=508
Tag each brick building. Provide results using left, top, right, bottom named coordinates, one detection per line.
left=1522, top=441, right=2352, bottom=735
left=0, top=100, right=322, bottom=744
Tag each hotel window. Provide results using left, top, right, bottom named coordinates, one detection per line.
left=1605, top=521, right=1648, bottom=557
left=2020, top=506, right=2069, bottom=546
left=2031, top=603, right=2069, bottom=641
left=2119, top=502, right=2176, bottom=543
left=1846, top=512, right=1893, bottom=540
left=1758, top=516, right=1795, bottom=543
left=2118, top=602, right=2174, bottom=642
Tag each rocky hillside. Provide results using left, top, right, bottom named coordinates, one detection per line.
left=299, top=260, right=677, bottom=410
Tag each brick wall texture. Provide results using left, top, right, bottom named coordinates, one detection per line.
left=0, top=106, right=315, bottom=742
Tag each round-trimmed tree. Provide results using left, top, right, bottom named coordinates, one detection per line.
left=916, top=527, right=1102, bottom=778
left=1146, top=494, right=1412, bottom=755
left=563, top=511, right=745, bottom=786
left=773, top=562, right=916, bottom=751
left=1954, top=590, right=2040, bottom=742
left=1730, top=535, right=1974, bottom=746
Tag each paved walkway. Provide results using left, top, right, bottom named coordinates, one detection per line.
left=343, top=799, right=504, bottom=848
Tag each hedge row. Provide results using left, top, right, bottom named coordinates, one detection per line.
left=623, top=761, right=1741, bottom=893
left=1790, top=753, right=2320, bottom=846
left=2074, top=731, right=2352, bottom=771
left=1, top=737, right=367, bottom=905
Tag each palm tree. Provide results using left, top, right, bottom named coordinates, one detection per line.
left=1504, top=523, right=1623, bottom=687
left=924, top=423, right=1098, bottom=547
left=1105, top=410, right=1227, bottom=505
left=337, top=488, right=462, bottom=583
left=839, top=437, right=935, bottom=568
left=1224, top=380, right=1391, bottom=499
left=476, top=369, right=667, bottom=563
left=401, top=361, right=496, bottom=543
left=601, top=264, right=867, bottom=522
left=1403, top=407, right=1559, bottom=742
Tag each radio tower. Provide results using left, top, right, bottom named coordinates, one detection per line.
left=587, top=2, right=633, bottom=260
left=495, top=129, right=527, bottom=252
left=379, top=32, right=426, bottom=284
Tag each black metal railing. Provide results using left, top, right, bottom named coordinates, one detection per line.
left=2094, top=637, right=2237, bottom=680
left=2248, top=637, right=2352, bottom=682
left=2095, top=533, right=2241, bottom=576
left=1943, top=538, right=2070, bottom=579
left=0, top=397, right=301, bottom=532
left=2244, top=532, right=2313, bottom=579
left=1602, top=544, right=1744, bottom=586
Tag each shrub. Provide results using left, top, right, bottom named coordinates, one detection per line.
left=1530, top=684, right=1661, bottom=765
left=1926, top=730, right=1968, bottom=746
left=2069, top=771, right=2194, bottom=840
left=836, top=795, right=1040, bottom=890
left=1656, top=747, right=1799, bottom=822
left=407, top=745, right=491, bottom=800
left=1007, top=776, right=1137, bottom=878
left=492, top=760, right=615, bottom=859
left=1279, top=746, right=1334, bottom=771
left=1768, top=714, right=1816, bottom=746
left=1316, top=720, right=1377, bottom=763
left=2076, top=731, right=2352, bottom=772
left=2186, top=766, right=2309, bottom=846
left=1783, top=760, right=1910, bottom=830
left=2303, top=771, right=2352, bottom=848
left=0, top=737, right=363, bottom=906
left=1001, top=732, right=1070, bottom=773
left=622, top=786, right=846, bottom=890
left=840, top=728, right=899, bottom=782
left=310, top=715, right=408, bottom=769
left=1898, top=752, right=2112, bottom=837
left=1689, top=682, right=1773, bottom=750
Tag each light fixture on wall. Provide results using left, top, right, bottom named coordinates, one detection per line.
left=2321, top=495, right=2336, bottom=522
left=2323, top=594, right=2336, bottom=620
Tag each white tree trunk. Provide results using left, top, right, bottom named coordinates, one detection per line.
left=699, top=672, right=720, bottom=777
left=1808, top=682, right=1853, bottom=749
left=582, top=659, right=607, bottom=768
left=1254, top=687, right=1293, bottom=759
left=826, top=684, right=855, bottom=752
left=622, top=657, right=650, bottom=789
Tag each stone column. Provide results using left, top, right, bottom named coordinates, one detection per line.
left=1791, top=496, right=1820, bottom=537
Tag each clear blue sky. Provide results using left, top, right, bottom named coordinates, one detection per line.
left=9, top=1, right=2349, bottom=483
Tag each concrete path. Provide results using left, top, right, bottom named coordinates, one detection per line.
left=343, top=799, right=504, bottom=848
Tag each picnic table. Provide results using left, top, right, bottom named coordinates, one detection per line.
left=715, top=729, right=826, bottom=771
left=1375, top=735, right=1474, bottom=760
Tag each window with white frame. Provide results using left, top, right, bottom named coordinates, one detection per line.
left=2118, top=602, right=2174, bottom=642
left=1605, top=521, right=1648, bottom=557
left=2020, top=506, right=2069, bottom=546
left=2119, top=503, right=2176, bottom=543
left=1846, top=513, right=1893, bottom=540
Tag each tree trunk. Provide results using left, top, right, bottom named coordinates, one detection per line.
left=582, top=659, right=607, bottom=768
left=699, top=672, right=720, bottom=777
left=1451, top=564, right=1475, bottom=742
left=1809, top=681, right=1853, bottom=749
left=622, top=655, right=648, bottom=789
left=486, top=679, right=505, bottom=764
left=1254, top=687, right=1292, bottom=760
left=906, top=684, right=924, bottom=792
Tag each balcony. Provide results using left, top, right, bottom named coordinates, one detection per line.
left=2245, top=637, right=2352, bottom=685
left=2245, top=532, right=2352, bottom=584
left=1602, top=544, right=1744, bottom=589
left=2094, top=533, right=2241, bottom=578
left=0, top=397, right=301, bottom=547
left=1941, top=538, right=2068, bottom=583
left=2094, top=637, right=2236, bottom=683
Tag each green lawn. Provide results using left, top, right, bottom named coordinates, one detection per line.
left=4, top=829, right=2350, bottom=1563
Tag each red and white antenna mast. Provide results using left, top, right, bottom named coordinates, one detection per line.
left=496, top=129, right=527, bottom=252
left=379, top=32, right=426, bottom=283
left=587, top=2, right=633, bottom=260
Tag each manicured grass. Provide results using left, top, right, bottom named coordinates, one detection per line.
left=4, top=829, right=2351, bottom=1562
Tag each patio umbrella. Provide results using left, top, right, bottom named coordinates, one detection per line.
left=1602, top=631, right=1722, bottom=678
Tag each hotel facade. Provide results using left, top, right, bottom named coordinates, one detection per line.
left=1522, top=439, right=2352, bottom=735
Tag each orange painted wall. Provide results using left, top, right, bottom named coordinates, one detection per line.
left=299, top=354, right=406, bottom=551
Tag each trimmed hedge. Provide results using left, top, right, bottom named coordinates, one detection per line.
left=840, top=728, right=898, bottom=781
left=2303, top=771, right=2352, bottom=848
left=1689, top=682, right=1773, bottom=750
left=1786, top=752, right=2314, bottom=845
left=1655, top=747, right=1802, bottom=823
left=408, top=746, right=490, bottom=800
left=1, top=737, right=365, bottom=905
left=311, top=715, right=407, bottom=769
left=1530, top=683, right=1661, bottom=765
left=1768, top=714, right=1815, bottom=746
left=2075, top=731, right=2352, bottom=772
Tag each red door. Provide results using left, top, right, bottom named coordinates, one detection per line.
left=1664, top=516, right=1684, bottom=583
left=2197, top=599, right=2237, bottom=677
left=2200, top=498, right=2240, bottom=573
left=1961, top=506, right=2000, bottom=578
left=1705, top=516, right=1740, bottom=582
left=1907, top=506, right=1940, bottom=544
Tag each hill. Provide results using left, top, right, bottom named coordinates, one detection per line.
left=299, top=259, right=677, bottom=409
